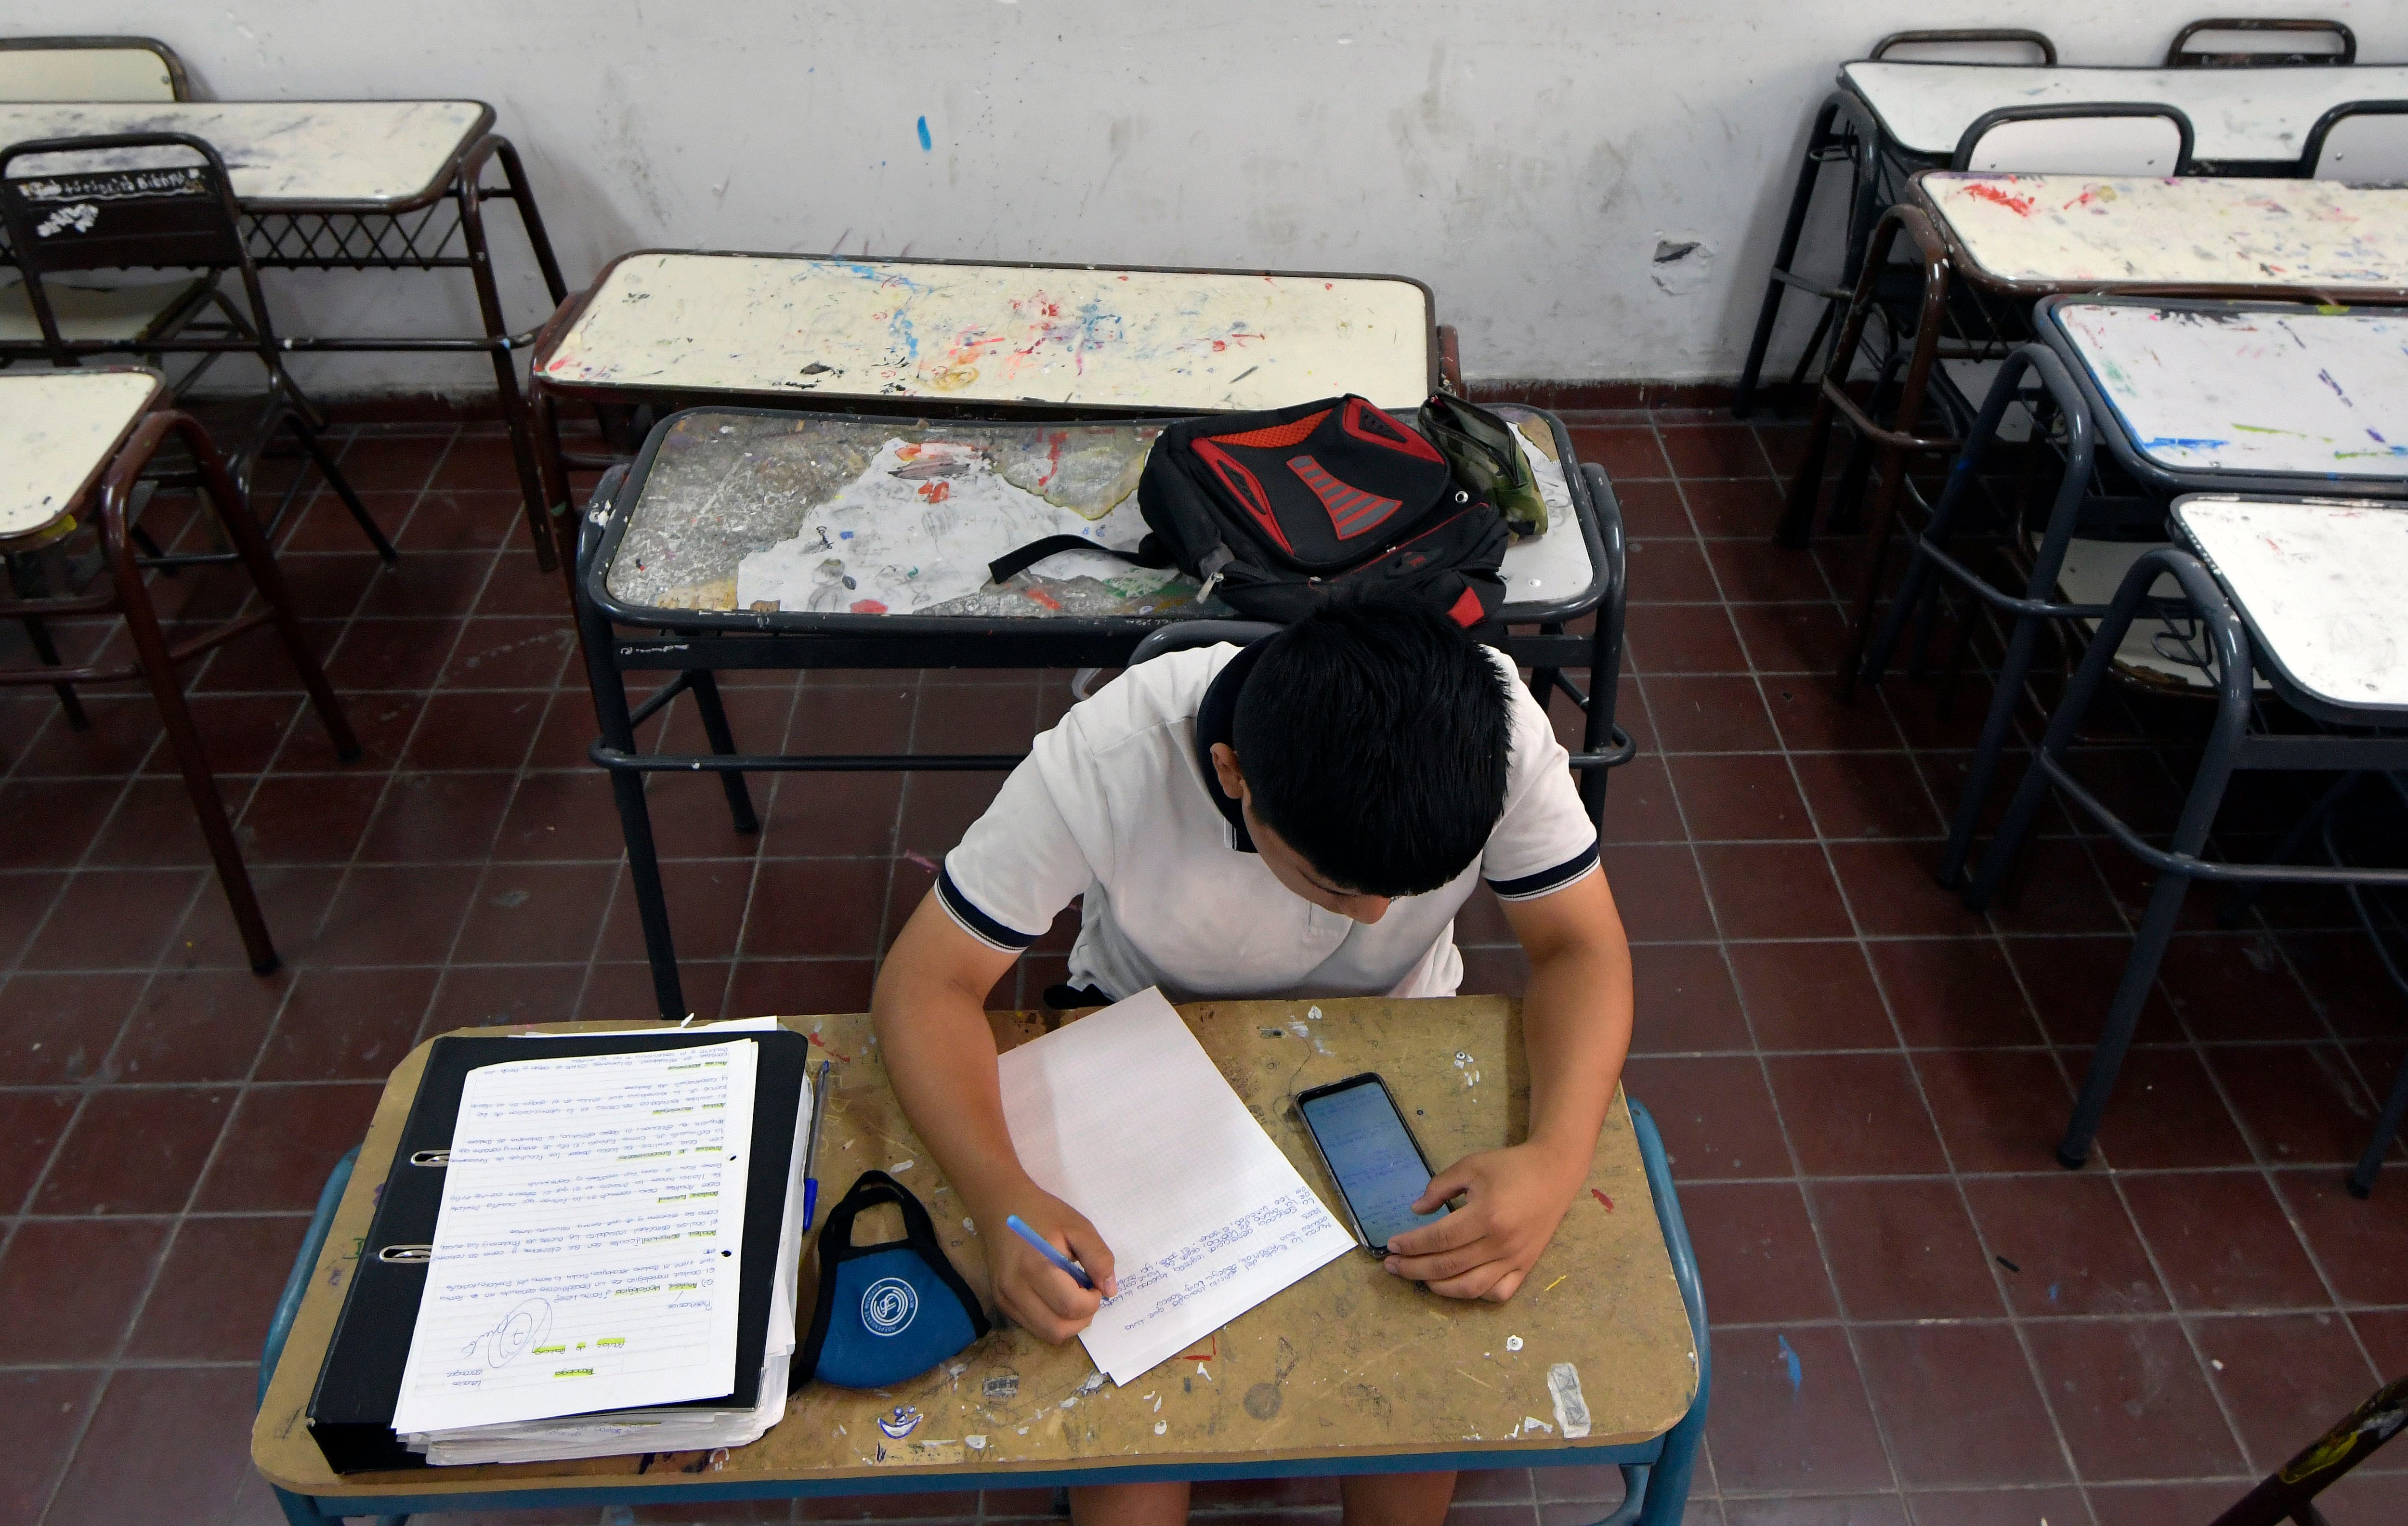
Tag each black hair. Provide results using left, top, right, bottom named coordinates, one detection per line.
left=1230, top=601, right=1512, bottom=897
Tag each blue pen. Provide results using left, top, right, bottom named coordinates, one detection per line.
left=1005, top=1214, right=1096, bottom=1291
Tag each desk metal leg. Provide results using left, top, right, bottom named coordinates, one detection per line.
left=1735, top=96, right=1847, bottom=419
left=1964, top=550, right=2251, bottom=1168
left=578, top=528, right=687, bottom=1021
left=685, top=667, right=762, bottom=835
left=1624, top=1098, right=1709, bottom=1526
left=459, top=134, right=572, bottom=573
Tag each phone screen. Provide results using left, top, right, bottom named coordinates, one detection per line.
left=1299, top=1078, right=1449, bottom=1252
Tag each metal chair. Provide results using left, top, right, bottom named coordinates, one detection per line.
left=0, top=35, right=190, bottom=101
left=0, top=131, right=396, bottom=565
left=1855, top=343, right=2209, bottom=887
left=1774, top=102, right=2198, bottom=547
left=2166, top=16, right=2356, bottom=67
left=1732, top=27, right=2058, bottom=420
left=2304, top=100, right=2408, bottom=184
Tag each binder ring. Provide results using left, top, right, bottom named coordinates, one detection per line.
left=378, top=1244, right=434, bottom=1263
left=409, top=1150, right=450, bottom=1166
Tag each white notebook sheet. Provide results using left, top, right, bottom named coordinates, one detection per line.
left=997, top=988, right=1353, bottom=1384
left=392, top=1041, right=758, bottom=1434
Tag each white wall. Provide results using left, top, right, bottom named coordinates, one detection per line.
left=11, top=0, right=2401, bottom=393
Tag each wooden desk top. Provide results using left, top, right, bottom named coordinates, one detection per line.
left=1916, top=173, right=2408, bottom=298
left=598, top=407, right=1595, bottom=623
left=1842, top=59, right=2408, bottom=163
left=2048, top=300, right=2408, bottom=485
left=0, top=367, right=160, bottom=542
left=0, top=101, right=493, bottom=209
left=2176, top=494, right=2408, bottom=713
left=254, top=998, right=1696, bottom=1504
left=533, top=252, right=1437, bottom=413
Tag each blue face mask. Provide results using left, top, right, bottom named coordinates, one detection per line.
left=798, top=1171, right=991, bottom=1390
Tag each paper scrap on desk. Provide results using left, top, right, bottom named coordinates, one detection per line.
left=997, top=988, right=1352, bottom=1384
left=391, top=1041, right=758, bottom=1433
left=733, top=437, right=1152, bottom=616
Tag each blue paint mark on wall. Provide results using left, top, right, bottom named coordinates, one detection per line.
left=1776, top=1333, right=1802, bottom=1394
left=2143, top=436, right=2230, bottom=453
left=916, top=116, right=932, bottom=152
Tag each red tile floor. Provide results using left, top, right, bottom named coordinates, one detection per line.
left=1, top=409, right=2403, bottom=1526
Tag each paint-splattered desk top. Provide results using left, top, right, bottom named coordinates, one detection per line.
left=1916, top=174, right=2408, bottom=295
left=0, top=100, right=493, bottom=208
left=0, top=367, right=161, bottom=541
left=2176, top=495, right=2408, bottom=713
left=2043, top=299, right=2408, bottom=488
left=252, top=1000, right=1697, bottom=1504
left=1843, top=60, right=2408, bottom=164
left=595, top=407, right=1599, bottom=626
left=534, top=252, right=1437, bottom=413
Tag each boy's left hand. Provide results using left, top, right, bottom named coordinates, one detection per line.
left=1379, top=1143, right=1584, bottom=1301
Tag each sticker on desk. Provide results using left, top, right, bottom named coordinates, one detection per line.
left=1546, top=1362, right=1591, bottom=1440
left=874, top=1437, right=968, bottom=1466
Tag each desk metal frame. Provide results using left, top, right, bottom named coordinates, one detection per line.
left=573, top=408, right=1633, bottom=1024
left=260, top=1098, right=1708, bottom=1526
left=0, top=99, right=572, bottom=567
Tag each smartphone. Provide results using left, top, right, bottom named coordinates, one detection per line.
left=1295, top=1072, right=1450, bottom=1255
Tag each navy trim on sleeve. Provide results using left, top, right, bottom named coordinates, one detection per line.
left=1485, top=841, right=1601, bottom=901
left=936, top=865, right=1042, bottom=952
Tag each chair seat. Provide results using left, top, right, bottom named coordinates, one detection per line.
left=0, top=275, right=211, bottom=345
left=2046, top=535, right=2269, bottom=693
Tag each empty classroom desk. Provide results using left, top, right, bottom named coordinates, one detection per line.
left=527, top=252, right=1449, bottom=577
left=1736, top=52, right=2408, bottom=413
left=576, top=405, right=1627, bottom=1022
left=1966, top=499, right=2408, bottom=1187
left=1, top=367, right=359, bottom=973
left=0, top=99, right=570, bottom=564
left=2039, top=297, right=2408, bottom=502
left=1912, top=172, right=2408, bottom=301
left=252, top=999, right=1708, bottom=1522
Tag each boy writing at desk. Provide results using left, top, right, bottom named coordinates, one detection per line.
left=874, top=602, right=1635, bottom=1526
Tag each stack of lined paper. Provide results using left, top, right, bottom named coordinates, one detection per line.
left=340, top=1024, right=812, bottom=1466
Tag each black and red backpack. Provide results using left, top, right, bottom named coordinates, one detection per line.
left=988, top=395, right=1509, bottom=626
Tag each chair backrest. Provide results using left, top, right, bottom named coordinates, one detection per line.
left=1870, top=28, right=2057, bottom=65
left=0, top=133, right=268, bottom=359
left=1127, top=619, right=1281, bottom=667
left=2166, top=17, right=2355, bottom=67
left=1953, top=104, right=2196, bottom=175
left=2305, top=101, right=2408, bottom=184
left=0, top=36, right=189, bottom=101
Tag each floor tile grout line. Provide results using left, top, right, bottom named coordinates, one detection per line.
left=717, top=671, right=816, bottom=1020
left=1737, top=442, right=2131, bottom=1514
left=1641, top=409, right=1917, bottom=1513
left=1730, top=424, right=2337, bottom=1500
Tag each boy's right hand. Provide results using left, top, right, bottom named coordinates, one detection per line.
left=979, top=1187, right=1118, bottom=1343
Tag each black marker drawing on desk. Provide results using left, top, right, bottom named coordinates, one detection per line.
left=464, top=1297, right=552, bottom=1367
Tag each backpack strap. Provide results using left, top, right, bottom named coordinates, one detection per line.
left=986, top=534, right=1172, bottom=587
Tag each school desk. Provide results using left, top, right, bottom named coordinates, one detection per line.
left=1734, top=53, right=2408, bottom=414
left=0, top=99, right=571, bottom=566
left=1911, top=172, right=2408, bottom=303
left=0, top=368, right=360, bottom=973
left=2036, top=296, right=2408, bottom=502
left=574, top=405, right=1631, bottom=1021
left=252, top=998, right=1709, bottom=1523
left=524, top=252, right=1453, bottom=583
left=1961, top=511, right=2408, bottom=1187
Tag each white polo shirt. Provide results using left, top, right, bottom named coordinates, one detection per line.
left=936, top=641, right=1601, bottom=1002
